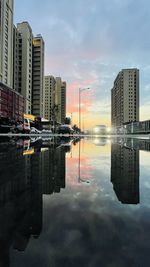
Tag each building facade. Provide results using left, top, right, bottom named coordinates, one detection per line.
left=111, top=68, right=139, bottom=128
left=15, top=22, right=33, bottom=114
left=43, top=75, right=55, bottom=121
left=60, top=81, right=66, bottom=124
left=13, top=25, right=22, bottom=92
left=32, top=35, right=44, bottom=117
left=55, top=77, right=66, bottom=124
left=43, top=76, right=66, bottom=124
left=0, top=0, right=14, bottom=87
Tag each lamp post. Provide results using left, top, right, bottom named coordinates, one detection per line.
left=78, top=87, right=91, bottom=183
left=79, top=87, right=90, bottom=133
left=78, top=140, right=90, bottom=184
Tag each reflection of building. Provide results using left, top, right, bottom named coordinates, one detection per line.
left=0, top=138, right=67, bottom=265
left=111, top=68, right=139, bottom=128
left=111, top=143, right=139, bottom=204
left=41, top=146, right=66, bottom=194
left=0, top=142, right=40, bottom=264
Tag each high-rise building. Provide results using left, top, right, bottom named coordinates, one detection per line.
left=55, top=77, right=66, bottom=124
left=13, top=24, right=22, bottom=92
left=55, top=77, right=62, bottom=124
left=61, top=81, right=66, bottom=124
left=43, top=75, right=55, bottom=121
left=43, top=76, right=66, bottom=124
left=15, top=22, right=33, bottom=114
left=0, top=0, right=14, bottom=87
left=111, top=68, right=139, bottom=128
left=32, top=35, right=44, bottom=117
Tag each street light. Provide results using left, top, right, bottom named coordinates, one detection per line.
left=79, top=87, right=90, bottom=133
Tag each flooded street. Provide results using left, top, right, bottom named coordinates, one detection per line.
left=0, top=137, right=150, bottom=267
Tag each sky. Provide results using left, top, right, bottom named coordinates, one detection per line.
left=14, top=0, right=150, bottom=129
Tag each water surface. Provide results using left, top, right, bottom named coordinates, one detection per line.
left=0, top=137, right=150, bottom=267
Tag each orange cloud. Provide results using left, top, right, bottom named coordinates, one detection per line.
left=67, top=79, right=95, bottom=114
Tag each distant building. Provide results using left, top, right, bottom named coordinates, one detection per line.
left=43, top=76, right=66, bottom=125
left=115, top=119, right=150, bottom=134
left=43, top=75, right=55, bottom=121
left=93, top=125, right=107, bottom=134
left=55, top=77, right=62, bottom=124
left=0, top=0, right=14, bottom=87
left=111, top=68, right=139, bottom=128
left=32, top=35, right=45, bottom=117
left=60, top=81, right=66, bottom=124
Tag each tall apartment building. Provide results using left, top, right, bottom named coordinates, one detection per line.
left=32, top=35, right=44, bottom=117
left=61, top=81, right=66, bottom=124
left=111, top=68, right=139, bottom=128
left=13, top=25, right=22, bottom=92
left=55, top=77, right=62, bottom=124
left=14, top=22, right=33, bottom=114
left=55, top=77, right=66, bottom=124
left=0, top=0, right=14, bottom=87
left=43, top=76, right=66, bottom=124
left=44, top=75, right=55, bottom=121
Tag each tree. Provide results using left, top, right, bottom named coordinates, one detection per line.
left=65, top=117, right=71, bottom=125
left=72, top=124, right=80, bottom=133
left=50, top=104, right=60, bottom=132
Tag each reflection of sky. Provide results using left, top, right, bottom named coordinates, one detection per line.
left=140, top=151, right=150, bottom=205
left=11, top=139, right=150, bottom=267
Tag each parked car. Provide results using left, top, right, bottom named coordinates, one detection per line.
left=41, top=129, right=52, bottom=134
left=30, top=127, right=41, bottom=134
left=13, top=118, right=30, bottom=134
left=57, top=125, right=74, bottom=134
left=23, top=118, right=30, bottom=133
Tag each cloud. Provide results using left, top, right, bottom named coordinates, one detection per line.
left=140, top=101, right=150, bottom=121
left=14, top=0, right=150, bottom=126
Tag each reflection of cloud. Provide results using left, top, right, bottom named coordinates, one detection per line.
left=13, top=193, right=150, bottom=267
left=66, top=156, right=93, bottom=188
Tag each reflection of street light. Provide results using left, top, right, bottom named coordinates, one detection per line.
left=79, top=87, right=90, bottom=133
left=78, top=140, right=91, bottom=184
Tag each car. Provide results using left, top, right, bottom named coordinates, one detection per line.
left=57, top=125, right=74, bottom=134
left=30, top=127, right=41, bottom=134
left=13, top=118, right=30, bottom=134
left=23, top=118, right=31, bottom=133
left=41, top=129, right=52, bottom=134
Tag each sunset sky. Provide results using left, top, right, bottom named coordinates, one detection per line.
left=14, top=0, right=150, bottom=129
